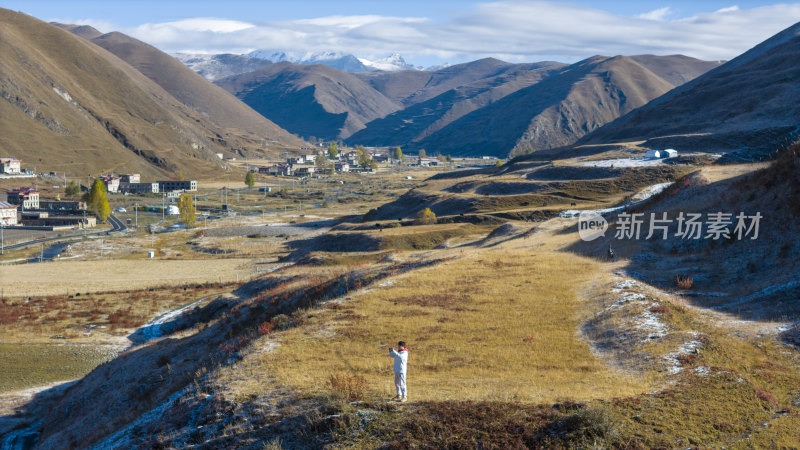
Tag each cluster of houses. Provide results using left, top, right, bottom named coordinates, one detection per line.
left=98, top=174, right=197, bottom=195
left=255, top=150, right=392, bottom=177
left=1, top=187, right=95, bottom=229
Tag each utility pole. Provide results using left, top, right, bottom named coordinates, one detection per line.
left=1, top=224, right=4, bottom=255
left=135, top=203, right=138, bottom=229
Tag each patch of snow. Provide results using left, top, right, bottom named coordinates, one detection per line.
left=580, top=158, right=663, bottom=168
left=612, top=279, right=639, bottom=292
left=379, top=280, right=396, bottom=287
left=635, top=303, right=670, bottom=340
left=263, top=342, right=280, bottom=352
left=52, top=86, right=73, bottom=103
left=359, top=53, right=421, bottom=71
left=663, top=332, right=702, bottom=374
left=559, top=182, right=673, bottom=218
left=135, top=297, right=207, bottom=343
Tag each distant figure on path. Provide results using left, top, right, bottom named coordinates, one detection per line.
left=388, top=341, right=408, bottom=402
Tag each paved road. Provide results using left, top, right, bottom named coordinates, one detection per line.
left=1, top=214, right=126, bottom=252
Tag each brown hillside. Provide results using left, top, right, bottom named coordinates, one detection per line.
left=354, top=57, right=517, bottom=107
left=0, top=9, right=291, bottom=178
left=410, top=55, right=679, bottom=157
left=59, top=27, right=300, bottom=146
left=216, top=62, right=401, bottom=140
left=348, top=61, right=566, bottom=147
left=582, top=22, right=800, bottom=160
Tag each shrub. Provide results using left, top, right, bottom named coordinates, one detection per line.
left=258, top=321, right=273, bottom=336
left=754, top=387, right=779, bottom=409
left=675, top=275, right=694, bottom=290
left=271, top=314, right=291, bottom=330
left=551, top=407, right=619, bottom=446
left=328, top=372, right=368, bottom=402
left=414, top=208, right=437, bottom=225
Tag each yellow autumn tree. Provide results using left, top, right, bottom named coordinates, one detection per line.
left=177, top=193, right=196, bottom=227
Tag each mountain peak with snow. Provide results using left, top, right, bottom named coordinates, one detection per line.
left=243, top=49, right=434, bottom=72
left=359, top=53, right=422, bottom=71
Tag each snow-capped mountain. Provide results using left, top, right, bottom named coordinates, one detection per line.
left=245, top=50, right=436, bottom=72
left=424, top=62, right=451, bottom=71
left=245, top=50, right=369, bottom=72
left=173, top=53, right=272, bottom=81
left=358, top=53, right=422, bottom=71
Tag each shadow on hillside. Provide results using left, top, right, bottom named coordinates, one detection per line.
left=563, top=164, right=800, bottom=322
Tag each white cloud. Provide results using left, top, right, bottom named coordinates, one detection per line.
left=121, top=2, right=800, bottom=64
left=638, top=7, right=673, bottom=21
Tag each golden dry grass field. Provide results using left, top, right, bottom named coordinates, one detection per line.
left=216, top=245, right=653, bottom=405
left=0, top=258, right=255, bottom=297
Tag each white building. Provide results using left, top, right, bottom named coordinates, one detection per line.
left=645, top=150, right=661, bottom=159
left=663, top=149, right=678, bottom=158
left=119, top=174, right=140, bottom=183
left=99, top=175, right=120, bottom=193
left=6, top=188, right=38, bottom=209
left=0, top=158, right=21, bottom=174
left=0, top=202, right=17, bottom=225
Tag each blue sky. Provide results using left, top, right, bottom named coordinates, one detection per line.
left=3, top=1, right=799, bottom=65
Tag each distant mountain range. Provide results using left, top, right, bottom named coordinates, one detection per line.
left=379, top=54, right=721, bottom=157
left=214, top=54, right=722, bottom=151
left=6, top=5, right=797, bottom=171
left=246, top=50, right=437, bottom=72
left=174, top=50, right=448, bottom=81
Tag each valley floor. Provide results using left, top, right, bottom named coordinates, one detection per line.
left=2, top=157, right=799, bottom=447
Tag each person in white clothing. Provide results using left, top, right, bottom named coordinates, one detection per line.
left=388, top=341, right=408, bottom=402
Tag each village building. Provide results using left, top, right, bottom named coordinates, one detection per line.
left=0, top=202, right=18, bottom=226
left=0, top=158, right=21, bottom=174
left=20, top=211, right=96, bottom=228
left=7, top=188, right=39, bottom=209
left=261, top=164, right=293, bottom=176
left=645, top=150, right=661, bottom=159
left=119, top=174, right=140, bottom=183
left=419, top=158, right=440, bottom=167
left=99, top=175, right=120, bottom=193
left=157, top=180, right=197, bottom=192
left=335, top=161, right=350, bottom=172
left=662, top=149, right=678, bottom=158
left=294, top=166, right=316, bottom=177
left=119, top=182, right=159, bottom=194
left=39, top=200, right=87, bottom=212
